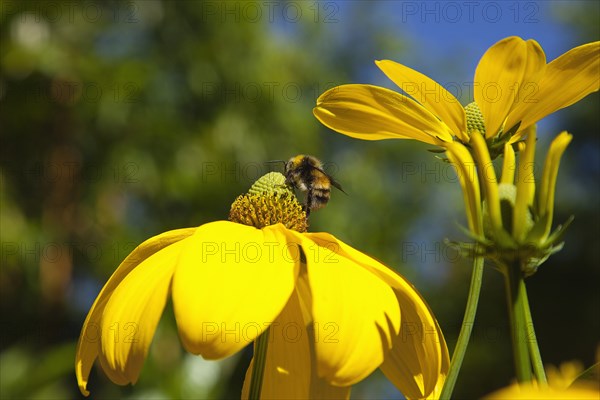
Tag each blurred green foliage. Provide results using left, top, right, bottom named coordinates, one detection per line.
left=1, top=1, right=598, bottom=399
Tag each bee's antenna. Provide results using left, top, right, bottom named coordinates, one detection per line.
left=265, top=160, right=286, bottom=172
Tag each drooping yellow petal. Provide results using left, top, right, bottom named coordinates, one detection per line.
left=474, top=36, right=528, bottom=138
left=241, top=291, right=351, bottom=400
left=500, top=143, right=516, bottom=185
left=425, top=372, right=448, bottom=400
left=513, top=127, right=537, bottom=242
left=172, top=222, right=298, bottom=360
left=314, top=84, right=454, bottom=145
left=376, top=59, right=468, bottom=142
left=380, top=300, right=449, bottom=400
left=283, top=231, right=401, bottom=386
left=307, top=232, right=449, bottom=399
left=445, top=142, right=483, bottom=236
left=242, top=292, right=311, bottom=399
left=538, top=131, right=573, bottom=239
left=98, top=236, right=190, bottom=386
left=75, top=228, right=196, bottom=396
left=508, top=41, right=600, bottom=136
left=471, top=131, right=502, bottom=235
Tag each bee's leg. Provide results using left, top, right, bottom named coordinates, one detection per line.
left=305, top=196, right=312, bottom=218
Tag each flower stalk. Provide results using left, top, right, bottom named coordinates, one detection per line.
left=505, top=261, right=532, bottom=382
left=520, top=279, right=548, bottom=386
left=439, top=255, right=484, bottom=399
left=248, top=328, right=270, bottom=400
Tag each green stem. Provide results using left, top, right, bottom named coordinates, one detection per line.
left=439, top=255, right=485, bottom=400
left=248, top=328, right=270, bottom=400
left=520, top=278, right=548, bottom=386
left=505, top=262, right=532, bottom=382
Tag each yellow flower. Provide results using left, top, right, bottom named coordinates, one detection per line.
left=484, top=360, right=600, bottom=399
left=484, top=383, right=600, bottom=399
left=75, top=173, right=449, bottom=399
left=314, top=36, right=599, bottom=157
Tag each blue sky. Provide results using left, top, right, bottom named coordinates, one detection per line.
left=345, top=1, right=596, bottom=80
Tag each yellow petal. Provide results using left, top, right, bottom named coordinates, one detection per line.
left=538, top=131, right=573, bottom=238
left=470, top=131, right=501, bottom=234
left=380, top=294, right=450, bottom=400
left=522, top=39, right=547, bottom=82
left=484, top=382, right=600, bottom=399
left=376, top=60, right=468, bottom=142
left=98, top=236, right=190, bottom=386
left=424, top=371, right=448, bottom=400
left=172, top=221, right=298, bottom=360
left=283, top=232, right=400, bottom=386
left=509, top=41, right=600, bottom=134
left=314, top=84, right=454, bottom=145
left=503, top=39, right=547, bottom=135
left=500, top=143, right=516, bottom=185
left=513, top=127, right=537, bottom=242
left=445, top=142, right=483, bottom=236
left=75, top=228, right=196, bottom=396
left=241, top=291, right=351, bottom=400
left=306, top=232, right=449, bottom=398
left=474, top=37, right=528, bottom=138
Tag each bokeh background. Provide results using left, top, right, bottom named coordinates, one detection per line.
left=1, top=1, right=598, bottom=398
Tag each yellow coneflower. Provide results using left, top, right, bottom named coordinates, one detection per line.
left=76, top=172, right=449, bottom=399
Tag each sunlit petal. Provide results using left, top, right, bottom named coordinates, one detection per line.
left=282, top=231, right=401, bottom=386
left=474, top=36, right=527, bottom=138
left=98, top=237, right=190, bottom=385
left=241, top=291, right=351, bottom=400
left=75, top=228, right=195, bottom=396
left=514, top=41, right=600, bottom=138
left=376, top=59, right=468, bottom=142
left=306, top=232, right=449, bottom=398
left=172, top=222, right=298, bottom=360
left=314, top=84, right=454, bottom=145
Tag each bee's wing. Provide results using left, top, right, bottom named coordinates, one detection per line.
left=313, top=166, right=347, bottom=195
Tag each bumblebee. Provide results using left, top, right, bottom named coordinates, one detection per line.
left=283, top=155, right=346, bottom=216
